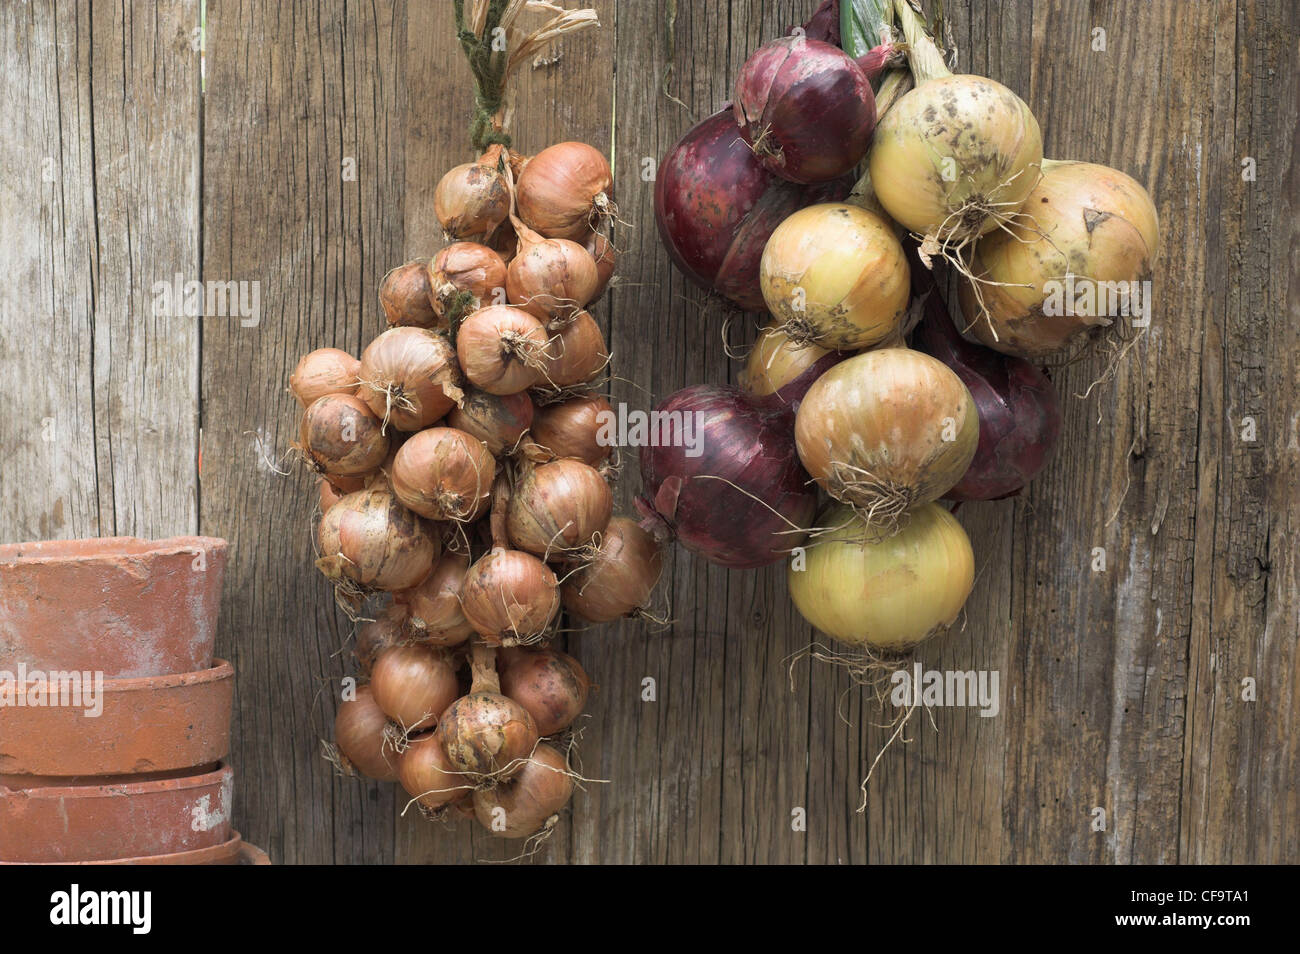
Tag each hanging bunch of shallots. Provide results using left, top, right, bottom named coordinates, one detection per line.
left=291, top=1, right=664, bottom=849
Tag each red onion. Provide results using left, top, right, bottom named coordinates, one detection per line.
left=654, top=107, right=851, bottom=311
left=910, top=268, right=1061, bottom=501
left=636, top=385, right=816, bottom=569
left=733, top=36, right=876, bottom=184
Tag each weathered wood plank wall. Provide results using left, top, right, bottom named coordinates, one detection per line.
left=0, top=0, right=1294, bottom=864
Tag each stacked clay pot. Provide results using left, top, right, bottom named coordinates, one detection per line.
left=0, top=536, right=264, bottom=865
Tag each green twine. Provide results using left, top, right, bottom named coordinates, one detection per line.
left=454, top=0, right=515, bottom=152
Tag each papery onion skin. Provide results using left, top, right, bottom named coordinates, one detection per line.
left=380, top=262, right=439, bottom=328
left=739, top=322, right=847, bottom=407
left=869, top=74, right=1043, bottom=242
left=355, top=602, right=408, bottom=673
left=527, top=394, right=613, bottom=468
left=398, top=731, right=471, bottom=811
left=447, top=387, right=534, bottom=457
left=537, top=310, right=608, bottom=391
left=506, top=459, right=613, bottom=559
left=516, top=142, right=615, bottom=241
left=334, top=685, right=399, bottom=781
left=959, top=159, right=1160, bottom=358
left=911, top=271, right=1062, bottom=501
left=428, top=242, right=508, bottom=326
left=435, top=159, right=510, bottom=243
left=760, top=203, right=910, bottom=349
left=438, top=690, right=539, bottom=778
left=394, top=551, right=476, bottom=646
left=654, top=106, right=852, bottom=311
left=291, top=348, right=360, bottom=407
left=499, top=649, right=590, bottom=736
left=316, top=489, right=439, bottom=592
left=734, top=36, right=876, bottom=184
left=794, top=350, right=979, bottom=519
left=788, top=501, right=974, bottom=651
left=391, top=427, right=496, bottom=523
left=637, top=384, right=816, bottom=569
left=562, top=517, right=663, bottom=622
left=357, top=327, right=463, bottom=431
left=584, top=231, right=618, bottom=302
left=370, top=644, right=460, bottom=733
left=460, top=547, right=561, bottom=641
left=506, top=229, right=599, bottom=324
left=300, top=394, right=390, bottom=477
left=472, top=741, right=573, bottom=838
left=456, top=305, right=550, bottom=396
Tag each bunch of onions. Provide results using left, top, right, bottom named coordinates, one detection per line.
left=868, top=2, right=1042, bottom=256
left=393, top=552, right=476, bottom=646
left=456, top=305, right=551, bottom=395
left=370, top=644, right=460, bottom=734
left=794, top=350, right=979, bottom=527
left=473, top=741, right=573, bottom=838
left=332, top=685, right=399, bottom=781
left=499, top=649, right=590, bottom=736
left=733, top=35, right=877, bottom=184
left=759, top=202, right=910, bottom=348
left=526, top=394, right=613, bottom=468
left=447, top=387, right=534, bottom=456
left=536, top=310, right=608, bottom=393
left=959, top=159, right=1160, bottom=357
left=290, top=348, right=360, bottom=407
left=654, top=105, right=852, bottom=311
left=316, top=488, right=439, bottom=592
left=911, top=263, right=1062, bottom=500
left=358, top=327, right=463, bottom=431
left=355, top=602, right=407, bottom=673
left=787, top=501, right=974, bottom=651
left=438, top=639, right=538, bottom=778
left=637, top=384, right=817, bottom=569
left=391, top=427, right=496, bottom=522
left=562, top=517, right=663, bottom=622
left=299, top=394, right=389, bottom=477
left=506, top=459, right=613, bottom=559
left=515, top=141, right=616, bottom=241
left=398, top=731, right=472, bottom=812
left=434, top=147, right=511, bottom=243
left=506, top=219, right=599, bottom=324
left=738, top=321, right=845, bottom=406
left=379, top=261, right=439, bottom=328
left=428, top=242, right=508, bottom=327
left=584, top=231, right=618, bottom=302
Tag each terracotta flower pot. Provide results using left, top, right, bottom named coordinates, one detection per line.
left=238, top=842, right=272, bottom=865
left=0, top=660, right=234, bottom=776
left=0, top=536, right=227, bottom=678
left=0, top=832, right=245, bottom=865
left=0, top=762, right=234, bottom=863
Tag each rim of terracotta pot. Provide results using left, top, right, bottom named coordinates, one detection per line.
left=91, top=658, right=234, bottom=693
left=0, top=535, right=228, bottom=566
left=0, top=763, right=222, bottom=789
left=0, top=659, right=234, bottom=776
left=0, top=832, right=244, bottom=866
left=238, top=842, right=272, bottom=865
left=0, top=760, right=231, bottom=800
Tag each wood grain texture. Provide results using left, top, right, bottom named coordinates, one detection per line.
left=0, top=0, right=200, bottom=544
left=0, top=0, right=1294, bottom=864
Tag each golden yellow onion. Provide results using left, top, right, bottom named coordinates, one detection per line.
left=788, top=501, right=974, bottom=651
left=869, top=75, right=1042, bottom=246
left=794, top=349, right=978, bottom=528
left=739, top=322, right=835, bottom=400
left=759, top=203, right=910, bottom=349
left=959, top=158, right=1160, bottom=358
